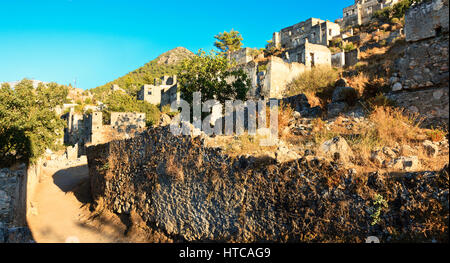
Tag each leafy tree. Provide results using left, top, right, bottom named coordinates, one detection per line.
left=178, top=50, right=251, bottom=105
left=0, top=79, right=68, bottom=166
left=214, top=30, right=244, bottom=53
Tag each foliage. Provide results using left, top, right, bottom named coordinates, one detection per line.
left=214, top=29, right=243, bottom=53
left=0, top=79, right=68, bottom=166
left=369, top=194, right=388, bottom=226
left=102, top=91, right=160, bottom=127
left=373, top=0, right=425, bottom=22
left=343, top=42, right=357, bottom=52
left=178, top=50, right=251, bottom=105
left=285, top=66, right=339, bottom=96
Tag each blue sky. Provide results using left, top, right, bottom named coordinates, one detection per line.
left=0, top=0, right=353, bottom=90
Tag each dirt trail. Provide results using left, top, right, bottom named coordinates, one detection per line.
left=27, top=158, right=130, bottom=243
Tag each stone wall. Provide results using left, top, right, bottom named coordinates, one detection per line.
left=387, top=87, right=449, bottom=127
left=405, top=0, right=449, bottom=42
left=345, top=48, right=360, bottom=67
left=261, top=56, right=307, bottom=98
left=229, top=48, right=257, bottom=65
left=331, top=52, right=345, bottom=67
left=110, top=112, right=146, bottom=132
left=0, top=162, right=40, bottom=243
left=86, top=126, right=449, bottom=242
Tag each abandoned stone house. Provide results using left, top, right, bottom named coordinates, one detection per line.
left=62, top=108, right=146, bottom=156
left=269, top=18, right=341, bottom=49
left=227, top=18, right=338, bottom=99
left=341, top=0, right=400, bottom=27
left=137, top=75, right=180, bottom=108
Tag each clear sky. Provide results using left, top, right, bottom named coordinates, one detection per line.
left=0, top=0, right=353, bottom=90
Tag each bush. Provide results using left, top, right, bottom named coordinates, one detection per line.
left=343, top=42, right=357, bottom=52
left=285, top=66, right=339, bottom=96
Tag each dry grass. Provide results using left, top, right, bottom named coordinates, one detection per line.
left=347, top=72, right=370, bottom=96
left=359, top=46, right=389, bottom=60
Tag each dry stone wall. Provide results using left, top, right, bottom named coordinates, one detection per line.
left=86, top=126, right=449, bottom=242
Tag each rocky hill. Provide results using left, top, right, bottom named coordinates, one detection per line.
left=91, top=47, right=194, bottom=98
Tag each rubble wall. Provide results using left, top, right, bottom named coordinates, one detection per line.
left=86, top=126, right=449, bottom=242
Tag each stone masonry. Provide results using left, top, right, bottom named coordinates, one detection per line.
left=137, top=75, right=180, bottom=108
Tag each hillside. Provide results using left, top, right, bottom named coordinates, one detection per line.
left=91, top=47, right=194, bottom=98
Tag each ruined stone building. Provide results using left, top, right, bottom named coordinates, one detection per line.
left=226, top=18, right=337, bottom=99
left=137, top=75, right=180, bottom=108
left=341, top=0, right=400, bottom=27
left=62, top=109, right=146, bottom=156
left=389, top=0, right=449, bottom=126
left=269, top=18, right=341, bottom=49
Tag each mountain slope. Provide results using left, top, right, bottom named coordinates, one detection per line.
left=91, top=47, right=194, bottom=98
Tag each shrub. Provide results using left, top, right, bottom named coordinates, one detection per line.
left=343, top=42, right=357, bottom=52
left=284, top=66, right=339, bottom=96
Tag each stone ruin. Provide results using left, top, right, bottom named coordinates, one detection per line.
left=137, top=75, right=180, bottom=109
left=62, top=109, right=146, bottom=158
left=340, top=0, right=401, bottom=28
left=389, top=0, right=449, bottom=126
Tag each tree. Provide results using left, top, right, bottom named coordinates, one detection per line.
left=214, top=29, right=243, bottom=53
left=178, top=50, right=251, bottom=105
left=0, top=79, right=68, bottom=166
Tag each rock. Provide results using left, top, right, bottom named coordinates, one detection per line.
left=370, top=150, right=385, bottom=166
left=400, top=145, right=416, bottom=156
left=275, top=146, right=300, bottom=163
left=335, top=78, right=348, bottom=88
left=159, top=113, right=172, bottom=126
left=423, top=140, right=439, bottom=157
left=300, top=106, right=322, bottom=118
left=392, top=82, right=403, bottom=91
left=332, top=87, right=358, bottom=105
left=389, top=76, right=399, bottom=84
left=382, top=147, right=397, bottom=159
left=318, top=136, right=354, bottom=163
left=389, top=156, right=420, bottom=171
left=328, top=102, right=348, bottom=117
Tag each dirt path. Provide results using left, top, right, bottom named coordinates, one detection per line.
left=27, top=157, right=130, bottom=243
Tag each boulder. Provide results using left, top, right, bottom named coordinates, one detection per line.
left=332, top=86, right=358, bottom=105
left=327, top=102, right=348, bottom=118
left=392, top=82, right=402, bottom=91
left=275, top=146, right=300, bottom=163
left=318, top=136, right=354, bottom=163
left=300, top=106, right=322, bottom=118
left=389, top=156, right=420, bottom=171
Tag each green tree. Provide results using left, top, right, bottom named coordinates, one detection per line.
left=0, top=79, right=68, bottom=166
left=214, top=30, right=244, bottom=53
left=178, top=50, right=251, bottom=105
